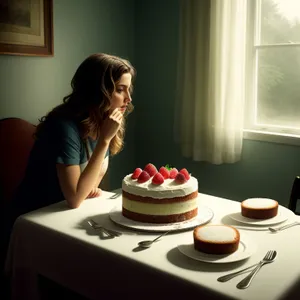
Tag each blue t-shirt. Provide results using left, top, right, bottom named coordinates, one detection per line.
left=11, top=118, right=108, bottom=216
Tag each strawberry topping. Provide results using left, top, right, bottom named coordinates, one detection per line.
left=131, top=168, right=142, bottom=179
left=169, top=168, right=179, bottom=179
left=152, top=172, right=164, bottom=185
left=179, top=168, right=190, bottom=180
left=137, top=171, right=151, bottom=183
left=144, top=163, right=158, bottom=177
left=175, top=173, right=187, bottom=184
left=159, top=167, right=170, bottom=179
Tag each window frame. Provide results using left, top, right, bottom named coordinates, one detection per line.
left=244, top=0, right=300, bottom=146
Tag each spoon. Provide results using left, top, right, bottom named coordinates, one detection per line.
left=138, top=230, right=172, bottom=248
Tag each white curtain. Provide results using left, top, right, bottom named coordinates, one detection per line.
left=175, top=0, right=247, bottom=164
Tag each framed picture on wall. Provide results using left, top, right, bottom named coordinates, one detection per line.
left=0, top=0, right=53, bottom=56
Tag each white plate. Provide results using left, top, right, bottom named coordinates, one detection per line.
left=109, top=205, right=214, bottom=232
left=229, top=206, right=294, bottom=226
left=177, top=233, right=256, bottom=263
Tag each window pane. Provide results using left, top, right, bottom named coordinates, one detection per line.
left=260, top=0, right=300, bottom=44
left=256, top=47, right=300, bottom=128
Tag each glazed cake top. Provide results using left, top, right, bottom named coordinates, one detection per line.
left=194, top=225, right=239, bottom=243
left=242, top=198, right=278, bottom=209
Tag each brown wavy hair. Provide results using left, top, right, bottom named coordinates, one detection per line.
left=35, top=53, right=136, bottom=156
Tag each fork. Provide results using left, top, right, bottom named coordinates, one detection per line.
left=268, top=221, right=300, bottom=233
left=236, top=250, right=277, bottom=289
left=88, top=219, right=122, bottom=237
left=109, top=192, right=121, bottom=199
left=217, top=263, right=258, bottom=282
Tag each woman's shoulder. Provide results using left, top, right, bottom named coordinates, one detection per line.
left=46, top=117, right=81, bottom=136
left=54, top=117, right=78, bottom=129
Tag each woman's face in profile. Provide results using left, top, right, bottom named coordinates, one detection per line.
left=109, top=73, right=132, bottom=114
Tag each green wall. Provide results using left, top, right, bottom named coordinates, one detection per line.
left=0, top=0, right=299, bottom=207
left=0, top=0, right=136, bottom=190
left=134, top=0, right=300, bottom=208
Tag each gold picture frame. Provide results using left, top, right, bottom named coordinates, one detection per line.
left=0, top=0, right=53, bottom=56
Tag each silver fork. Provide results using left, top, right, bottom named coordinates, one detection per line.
left=109, top=193, right=121, bottom=199
left=236, top=250, right=277, bottom=289
left=88, top=219, right=122, bottom=237
left=217, top=263, right=258, bottom=282
left=269, top=221, right=300, bottom=233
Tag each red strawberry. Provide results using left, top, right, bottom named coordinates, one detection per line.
left=175, top=173, right=187, bottom=184
left=159, top=167, right=170, bottom=179
left=137, top=171, right=151, bottom=183
left=144, top=163, right=158, bottom=177
left=179, top=168, right=190, bottom=180
left=169, top=168, right=178, bottom=179
left=152, top=172, right=164, bottom=185
left=131, top=168, right=142, bottom=179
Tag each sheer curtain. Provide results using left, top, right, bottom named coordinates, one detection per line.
left=175, top=0, right=247, bottom=164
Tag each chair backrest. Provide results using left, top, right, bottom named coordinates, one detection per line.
left=0, top=118, right=36, bottom=205
left=288, top=176, right=300, bottom=215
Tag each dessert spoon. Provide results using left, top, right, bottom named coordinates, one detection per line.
left=138, top=230, right=172, bottom=248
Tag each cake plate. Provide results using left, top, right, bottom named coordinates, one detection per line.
left=109, top=205, right=214, bottom=232
left=228, top=205, right=295, bottom=226
left=177, top=232, right=256, bottom=263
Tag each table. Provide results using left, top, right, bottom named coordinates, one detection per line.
left=5, top=191, right=300, bottom=300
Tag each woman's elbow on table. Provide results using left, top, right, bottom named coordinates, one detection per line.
left=65, top=196, right=84, bottom=209
left=67, top=201, right=81, bottom=209
left=57, top=164, right=87, bottom=209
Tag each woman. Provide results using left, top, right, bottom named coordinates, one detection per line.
left=1, top=52, right=135, bottom=277
left=15, top=53, right=135, bottom=214
left=2, top=53, right=135, bottom=251
left=13, top=53, right=135, bottom=214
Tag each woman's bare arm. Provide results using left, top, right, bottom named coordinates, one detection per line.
left=57, top=139, right=109, bottom=208
left=56, top=108, right=122, bottom=208
left=95, top=156, right=109, bottom=188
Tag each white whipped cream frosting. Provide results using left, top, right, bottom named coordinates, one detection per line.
left=196, top=225, right=238, bottom=242
left=122, top=174, right=198, bottom=199
left=242, top=198, right=278, bottom=208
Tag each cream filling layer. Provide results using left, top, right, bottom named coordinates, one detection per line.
left=122, top=197, right=198, bottom=216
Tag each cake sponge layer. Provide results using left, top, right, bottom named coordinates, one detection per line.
left=193, top=225, right=240, bottom=254
left=241, top=198, right=278, bottom=219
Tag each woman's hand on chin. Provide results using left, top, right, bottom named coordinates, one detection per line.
left=100, top=108, right=123, bottom=144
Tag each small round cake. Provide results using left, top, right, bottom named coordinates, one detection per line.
left=193, top=225, right=240, bottom=254
left=241, top=198, right=278, bottom=219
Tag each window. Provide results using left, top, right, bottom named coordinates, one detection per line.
left=244, top=0, right=300, bottom=144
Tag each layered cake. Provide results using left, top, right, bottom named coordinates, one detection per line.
left=241, top=198, right=278, bottom=219
left=193, top=225, right=240, bottom=254
left=122, top=163, right=199, bottom=223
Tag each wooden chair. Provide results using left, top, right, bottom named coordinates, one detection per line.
left=0, top=118, right=36, bottom=297
left=288, top=176, right=300, bottom=215
left=0, top=118, right=36, bottom=205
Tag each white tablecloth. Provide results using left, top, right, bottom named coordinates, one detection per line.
left=5, top=191, right=300, bottom=300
